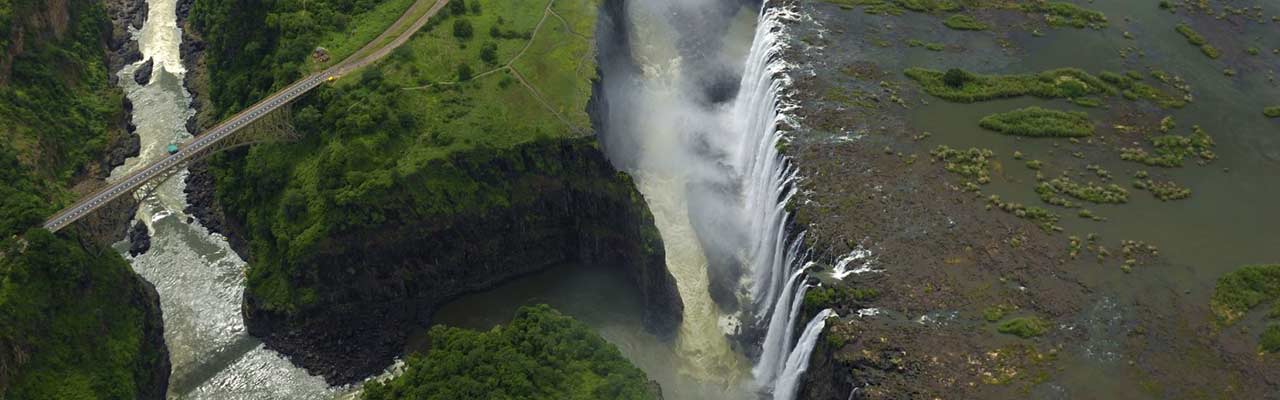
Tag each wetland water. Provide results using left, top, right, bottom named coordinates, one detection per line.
left=811, top=0, right=1278, bottom=397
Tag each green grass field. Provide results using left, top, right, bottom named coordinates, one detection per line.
left=213, top=0, right=602, bottom=311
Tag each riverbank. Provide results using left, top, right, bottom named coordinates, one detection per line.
left=782, top=1, right=1279, bottom=398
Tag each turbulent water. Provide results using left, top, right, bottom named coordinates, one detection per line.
left=596, top=0, right=825, bottom=398
left=110, top=0, right=341, bottom=398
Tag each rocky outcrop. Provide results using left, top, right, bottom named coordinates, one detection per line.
left=184, top=160, right=250, bottom=258
left=104, top=0, right=147, bottom=86
left=240, top=138, right=684, bottom=385
left=128, top=220, right=151, bottom=256
left=131, top=274, right=172, bottom=399
left=133, top=57, right=153, bottom=85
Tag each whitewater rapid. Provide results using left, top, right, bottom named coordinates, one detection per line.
left=111, top=0, right=342, bottom=398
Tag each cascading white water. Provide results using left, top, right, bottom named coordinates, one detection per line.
left=773, top=308, right=837, bottom=400
left=725, top=3, right=830, bottom=397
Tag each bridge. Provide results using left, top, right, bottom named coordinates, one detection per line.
left=43, top=0, right=450, bottom=233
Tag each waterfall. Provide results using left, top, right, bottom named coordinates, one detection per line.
left=726, top=3, right=834, bottom=398
left=774, top=309, right=837, bottom=400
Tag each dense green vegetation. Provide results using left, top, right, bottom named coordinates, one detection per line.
left=1210, top=264, right=1280, bottom=325
left=189, top=0, right=416, bottom=117
left=1036, top=176, right=1128, bottom=206
left=1265, top=106, right=1280, bottom=118
left=0, top=229, right=166, bottom=399
left=199, top=0, right=600, bottom=312
left=362, top=305, right=657, bottom=400
left=978, top=107, right=1094, bottom=138
left=905, top=67, right=1184, bottom=108
left=804, top=285, right=879, bottom=313
left=997, top=316, right=1050, bottom=338
left=930, top=145, right=994, bottom=187
left=1019, top=1, right=1107, bottom=28
left=943, top=14, right=988, bottom=30
left=0, top=0, right=166, bottom=397
left=907, top=39, right=945, bottom=51
left=1119, top=125, right=1215, bottom=168
left=1211, top=265, right=1280, bottom=352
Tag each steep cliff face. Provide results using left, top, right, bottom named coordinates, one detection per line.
left=183, top=0, right=684, bottom=386
left=0, top=0, right=169, bottom=397
left=241, top=138, right=683, bottom=385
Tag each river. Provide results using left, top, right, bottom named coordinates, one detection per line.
left=109, top=0, right=340, bottom=398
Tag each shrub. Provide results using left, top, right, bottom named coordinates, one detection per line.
left=944, top=14, right=988, bottom=30
left=1020, top=1, right=1108, bottom=29
left=1210, top=264, right=1280, bottom=324
left=979, top=106, right=1094, bottom=137
left=902, top=67, right=1171, bottom=105
left=452, top=18, right=473, bottom=40
left=1265, top=106, right=1280, bottom=118
left=479, top=41, right=498, bottom=65
left=943, top=68, right=972, bottom=88
left=1262, top=324, right=1280, bottom=353
left=998, top=317, right=1050, bottom=338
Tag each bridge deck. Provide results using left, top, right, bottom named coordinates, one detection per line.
left=42, top=0, right=449, bottom=233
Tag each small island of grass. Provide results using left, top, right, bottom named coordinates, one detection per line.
left=979, top=106, right=1095, bottom=138
left=944, top=14, right=988, bottom=30
left=1265, top=106, right=1280, bottom=118
left=997, top=316, right=1051, bottom=338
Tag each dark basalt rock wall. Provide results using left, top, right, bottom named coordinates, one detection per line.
left=237, top=139, right=684, bottom=385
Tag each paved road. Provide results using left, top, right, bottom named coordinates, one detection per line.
left=42, top=0, right=449, bottom=233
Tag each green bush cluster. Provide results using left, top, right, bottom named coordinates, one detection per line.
left=997, top=316, right=1050, bottom=338
left=1174, top=25, right=1220, bottom=59
left=1265, top=106, right=1280, bottom=118
left=978, top=106, right=1095, bottom=138
left=1211, top=265, right=1280, bottom=352
left=905, top=67, right=1112, bottom=102
left=1211, top=264, right=1280, bottom=324
left=1119, top=126, right=1216, bottom=168
left=983, top=304, right=1017, bottom=322
left=1262, top=325, right=1280, bottom=353
left=804, top=286, right=879, bottom=312
left=906, top=67, right=1184, bottom=108
left=907, top=39, right=945, bottom=51
left=944, top=14, right=988, bottom=30
left=1036, top=176, right=1128, bottom=205
left=1134, top=179, right=1191, bottom=201
left=362, top=305, right=657, bottom=400
left=987, top=195, right=1062, bottom=233
left=930, top=145, right=994, bottom=184
left=894, top=0, right=960, bottom=12
left=1019, top=1, right=1108, bottom=28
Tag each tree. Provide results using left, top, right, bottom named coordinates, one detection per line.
left=457, top=63, right=473, bottom=81
left=448, top=0, right=466, bottom=15
left=452, top=18, right=473, bottom=40
left=943, top=68, right=971, bottom=88
left=479, top=42, right=498, bottom=65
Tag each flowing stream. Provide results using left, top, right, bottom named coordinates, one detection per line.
left=109, top=0, right=342, bottom=398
